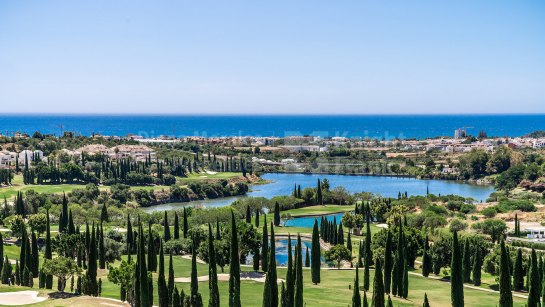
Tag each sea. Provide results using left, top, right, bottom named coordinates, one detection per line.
left=0, top=114, right=544, bottom=139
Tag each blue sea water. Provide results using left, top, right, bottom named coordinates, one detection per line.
left=0, top=114, right=544, bottom=139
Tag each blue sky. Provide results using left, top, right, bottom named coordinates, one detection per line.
left=0, top=1, right=544, bottom=114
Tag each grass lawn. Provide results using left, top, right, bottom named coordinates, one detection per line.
left=0, top=255, right=528, bottom=307
left=177, top=172, right=242, bottom=184
left=284, top=205, right=355, bottom=217
left=0, top=175, right=172, bottom=200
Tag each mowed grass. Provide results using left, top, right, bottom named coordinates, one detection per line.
left=0, top=175, right=173, bottom=200
left=177, top=172, right=242, bottom=184
left=0, top=242, right=528, bottom=307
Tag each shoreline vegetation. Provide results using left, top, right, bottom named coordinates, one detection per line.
left=0, top=129, right=544, bottom=306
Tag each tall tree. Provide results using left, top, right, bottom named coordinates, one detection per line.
left=168, top=252, right=175, bottom=305
left=274, top=202, right=281, bottom=226
left=363, top=210, right=372, bottom=291
left=208, top=224, right=220, bottom=307
left=421, top=235, right=431, bottom=277
left=262, top=217, right=269, bottom=272
left=316, top=179, right=323, bottom=205
left=44, top=209, right=53, bottom=289
left=174, top=212, right=180, bottom=240
left=294, top=235, right=304, bottom=307
left=163, top=211, right=171, bottom=242
left=513, top=248, right=524, bottom=291
left=31, top=231, right=39, bottom=277
left=158, top=241, right=168, bottom=307
left=190, top=238, right=203, bottom=306
left=255, top=209, right=260, bottom=227
left=286, top=234, right=294, bottom=307
left=126, top=215, right=133, bottom=255
left=183, top=208, right=188, bottom=238
left=372, top=256, right=385, bottom=307
left=147, top=222, right=157, bottom=272
left=384, top=230, right=393, bottom=294
left=311, top=219, right=321, bottom=284
left=352, top=265, right=361, bottom=307
left=99, top=223, right=106, bottom=270
left=246, top=206, right=251, bottom=224
left=462, top=239, right=471, bottom=283
left=263, top=223, right=278, bottom=307
left=528, top=248, right=540, bottom=307
left=472, top=247, right=482, bottom=287
left=450, top=231, right=464, bottom=307
left=137, top=223, right=150, bottom=307
left=499, top=240, right=513, bottom=307
left=229, top=211, right=241, bottom=307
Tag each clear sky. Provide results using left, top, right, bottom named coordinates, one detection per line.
left=1, top=1, right=544, bottom=114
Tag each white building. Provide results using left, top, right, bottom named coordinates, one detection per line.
left=18, top=150, right=44, bottom=166
left=526, top=227, right=545, bottom=240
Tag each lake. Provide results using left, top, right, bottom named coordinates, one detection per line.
left=142, top=173, right=495, bottom=212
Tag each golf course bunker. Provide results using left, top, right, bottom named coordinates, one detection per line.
left=0, top=290, right=47, bottom=305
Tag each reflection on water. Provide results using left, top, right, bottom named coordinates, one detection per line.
left=143, top=173, right=495, bottom=213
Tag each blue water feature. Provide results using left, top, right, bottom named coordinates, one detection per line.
left=274, top=239, right=318, bottom=266
left=285, top=213, right=345, bottom=228
left=142, top=172, right=495, bottom=212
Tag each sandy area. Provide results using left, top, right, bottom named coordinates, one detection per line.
left=376, top=223, right=389, bottom=229
left=175, top=272, right=284, bottom=283
left=0, top=290, right=47, bottom=305
left=181, top=255, right=206, bottom=264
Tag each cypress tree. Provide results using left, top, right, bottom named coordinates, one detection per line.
left=99, top=223, right=106, bottom=270
left=395, top=222, right=405, bottom=296
left=363, top=292, right=368, bottom=307
left=528, top=248, right=540, bottom=307
left=163, top=211, right=171, bottom=242
left=158, top=241, right=168, bottom=307
left=100, top=204, right=108, bottom=223
left=174, top=212, right=180, bottom=240
left=372, top=256, right=385, bottom=307
left=19, top=228, right=27, bottom=283
left=450, top=231, right=464, bottom=307
left=2, top=256, right=11, bottom=284
left=391, top=260, right=398, bottom=297
left=423, top=293, right=430, bottom=307
left=352, top=265, right=361, bottom=307
left=31, top=231, right=39, bottom=278
left=137, top=223, right=150, bottom=307
left=384, top=230, right=393, bottom=294
left=208, top=224, right=220, bottom=307
left=173, top=286, right=181, bottom=307
left=337, top=224, right=345, bottom=245
left=421, top=235, right=431, bottom=277
left=255, top=209, right=260, bottom=227
left=363, top=215, right=372, bottom=291
left=294, top=234, right=304, bottom=307
left=246, top=206, right=251, bottom=223
left=305, top=247, right=310, bottom=268
left=274, top=202, right=281, bottom=226
left=499, top=240, right=513, bottom=307
left=286, top=234, right=294, bottom=307
left=183, top=207, right=188, bottom=238
left=347, top=232, right=352, bottom=255
left=462, top=239, right=471, bottom=283
left=147, top=222, right=157, bottom=272
left=168, top=252, right=175, bottom=305
left=229, top=211, right=241, bottom=307
left=60, top=193, right=68, bottom=233
left=68, top=209, right=75, bottom=234
left=513, top=248, right=524, bottom=291
left=402, top=258, right=409, bottom=299
left=14, top=260, right=20, bottom=285
left=316, top=179, right=323, bottom=205
left=262, top=217, right=269, bottom=272
left=87, top=222, right=98, bottom=296
left=262, top=223, right=278, bottom=307
left=280, top=282, right=287, bottom=307
left=44, top=209, right=53, bottom=289
left=472, top=247, right=482, bottom=287
left=311, top=219, right=321, bottom=284
left=126, top=215, right=133, bottom=255
left=190, top=238, right=203, bottom=306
